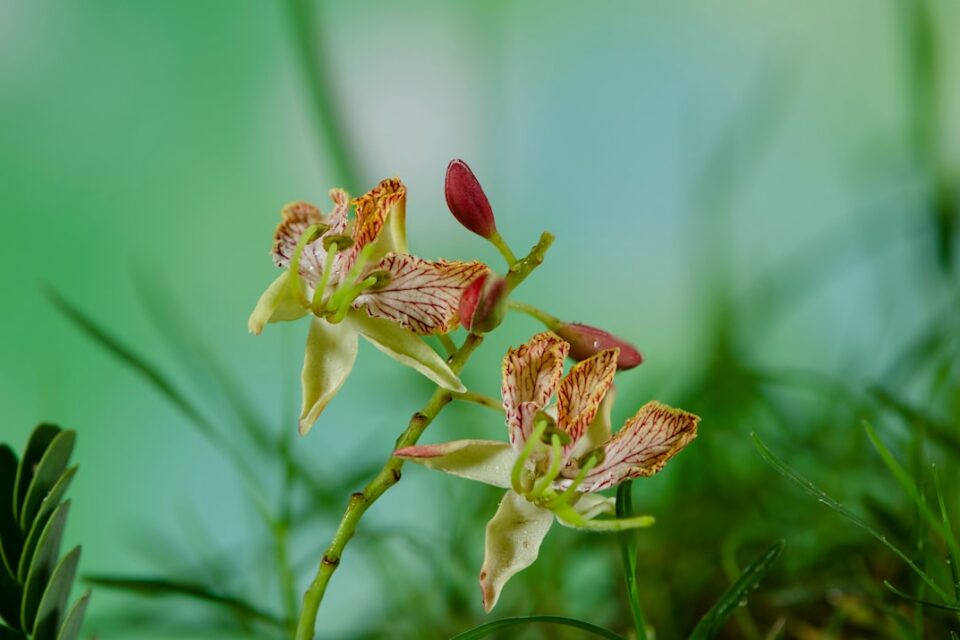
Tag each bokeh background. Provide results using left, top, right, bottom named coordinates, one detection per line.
left=2, top=1, right=959, bottom=638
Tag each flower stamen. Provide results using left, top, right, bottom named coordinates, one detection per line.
left=529, top=434, right=563, bottom=499
left=289, top=223, right=325, bottom=306
left=511, top=420, right=547, bottom=494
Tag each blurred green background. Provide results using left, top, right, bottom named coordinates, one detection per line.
left=2, top=0, right=960, bottom=638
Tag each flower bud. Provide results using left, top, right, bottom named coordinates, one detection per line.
left=459, top=273, right=508, bottom=334
left=553, top=322, right=644, bottom=370
left=445, top=159, right=497, bottom=238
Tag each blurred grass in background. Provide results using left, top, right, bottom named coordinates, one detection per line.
left=2, top=0, right=959, bottom=638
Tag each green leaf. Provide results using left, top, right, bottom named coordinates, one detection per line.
left=20, top=501, right=70, bottom=632
left=55, top=590, right=89, bottom=640
left=12, top=426, right=61, bottom=532
left=688, top=539, right=785, bottom=640
left=19, top=431, right=75, bottom=531
left=17, top=508, right=53, bottom=583
left=84, top=576, right=285, bottom=630
left=32, top=546, right=80, bottom=640
left=449, top=615, right=627, bottom=640
left=0, top=564, right=20, bottom=631
left=0, top=445, right=21, bottom=580
left=0, top=625, right=25, bottom=640
left=31, top=468, right=77, bottom=533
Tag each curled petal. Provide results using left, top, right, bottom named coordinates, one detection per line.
left=348, top=311, right=465, bottom=392
left=326, top=188, right=350, bottom=235
left=581, top=401, right=699, bottom=492
left=556, top=348, right=618, bottom=450
left=341, top=178, right=407, bottom=274
left=247, top=272, right=307, bottom=335
left=298, top=318, right=360, bottom=435
left=272, top=201, right=327, bottom=284
left=480, top=490, right=554, bottom=613
left=501, top=333, right=569, bottom=448
left=355, top=255, right=488, bottom=335
left=395, top=440, right=514, bottom=488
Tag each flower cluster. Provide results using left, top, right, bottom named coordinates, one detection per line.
left=250, top=160, right=700, bottom=623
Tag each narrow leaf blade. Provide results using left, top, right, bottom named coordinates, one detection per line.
left=32, top=546, right=80, bottom=640
left=449, top=615, right=628, bottom=640
left=13, top=426, right=61, bottom=531
left=55, top=590, right=90, bottom=640
left=20, top=431, right=75, bottom=531
left=20, top=501, right=70, bottom=631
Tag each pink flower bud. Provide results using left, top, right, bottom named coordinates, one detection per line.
left=459, top=272, right=508, bottom=333
left=445, top=159, right=497, bottom=238
left=554, top=322, right=644, bottom=370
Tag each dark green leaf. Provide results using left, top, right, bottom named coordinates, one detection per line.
left=688, top=539, right=785, bottom=640
left=84, top=575, right=285, bottom=630
left=17, top=508, right=53, bottom=583
left=19, top=431, right=75, bottom=531
left=32, top=546, right=80, bottom=640
left=0, top=624, right=25, bottom=640
left=448, top=616, right=628, bottom=640
left=0, top=445, right=21, bottom=580
left=12, top=426, right=60, bottom=534
left=0, top=562, right=20, bottom=631
left=55, top=590, right=89, bottom=640
left=32, top=468, right=77, bottom=531
left=20, top=501, right=70, bottom=632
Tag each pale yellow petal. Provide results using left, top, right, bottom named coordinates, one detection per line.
left=247, top=272, right=307, bottom=335
left=298, top=317, right=359, bottom=435
left=395, top=440, right=514, bottom=488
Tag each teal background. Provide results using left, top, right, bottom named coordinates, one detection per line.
left=2, top=1, right=959, bottom=638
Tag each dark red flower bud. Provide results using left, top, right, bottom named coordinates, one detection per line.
left=554, top=323, right=644, bottom=370
left=445, top=159, right=496, bottom=238
left=459, top=272, right=508, bottom=334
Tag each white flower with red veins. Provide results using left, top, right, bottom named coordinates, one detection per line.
left=249, top=178, right=488, bottom=435
left=395, top=331, right=699, bottom=612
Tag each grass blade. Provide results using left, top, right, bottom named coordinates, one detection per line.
left=616, top=481, right=647, bottom=640
left=448, top=615, right=628, bottom=640
left=689, top=539, right=785, bottom=640
left=84, top=575, right=286, bottom=630
left=752, top=433, right=951, bottom=603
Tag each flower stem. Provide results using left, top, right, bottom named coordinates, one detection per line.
left=295, top=234, right=555, bottom=639
left=438, top=333, right=458, bottom=358
left=488, top=230, right=518, bottom=266
left=450, top=390, right=504, bottom=413
left=507, top=299, right=561, bottom=328
left=616, top=481, right=649, bottom=640
left=295, top=334, right=483, bottom=640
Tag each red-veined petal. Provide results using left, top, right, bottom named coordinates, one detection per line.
left=556, top=348, right=618, bottom=452
left=395, top=440, right=514, bottom=488
left=501, top=332, right=569, bottom=449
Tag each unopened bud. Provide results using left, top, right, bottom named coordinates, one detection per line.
left=554, top=322, right=644, bottom=370
left=445, top=159, right=496, bottom=238
left=459, top=273, right=508, bottom=334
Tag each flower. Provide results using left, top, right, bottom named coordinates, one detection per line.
left=395, top=332, right=699, bottom=611
left=445, top=159, right=497, bottom=239
left=458, top=272, right=508, bottom=334
left=249, top=178, right=488, bottom=435
left=553, top=322, right=644, bottom=369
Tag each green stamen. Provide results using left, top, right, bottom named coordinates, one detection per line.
left=329, top=276, right=378, bottom=323
left=289, top=224, right=324, bottom=306
left=530, top=434, right=563, bottom=498
left=511, top=420, right=547, bottom=494
left=311, top=243, right=340, bottom=313
left=544, top=454, right=599, bottom=511
left=325, top=243, right=376, bottom=313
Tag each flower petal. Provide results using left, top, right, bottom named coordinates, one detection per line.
left=394, top=440, right=514, bottom=488
left=354, top=254, right=489, bottom=335
left=348, top=311, right=465, bottom=392
left=340, top=178, right=407, bottom=274
left=568, top=384, right=616, bottom=460
left=272, top=201, right=327, bottom=284
left=556, top=348, right=618, bottom=451
left=247, top=272, right=307, bottom=335
left=501, top=332, right=569, bottom=449
left=298, top=317, right=359, bottom=435
left=581, top=401, right=699, bottom=492
left=479, top=490, right=554, bottom=612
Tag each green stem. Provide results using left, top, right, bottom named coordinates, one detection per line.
left=617, top=481, right=649, bottom=640
left=438, top=333, right=458, bottom=358
left=295, top=334, right=482, bottom=640
left=295, top=234, right=555, bottom=639
left=507, top=299, right=561, bottom=328
left=451, top=390, right=504, bottom=413
left=487, top=230, right=518, bottom=266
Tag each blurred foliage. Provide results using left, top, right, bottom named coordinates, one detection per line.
left=3, top=0, right=960, bottom=638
